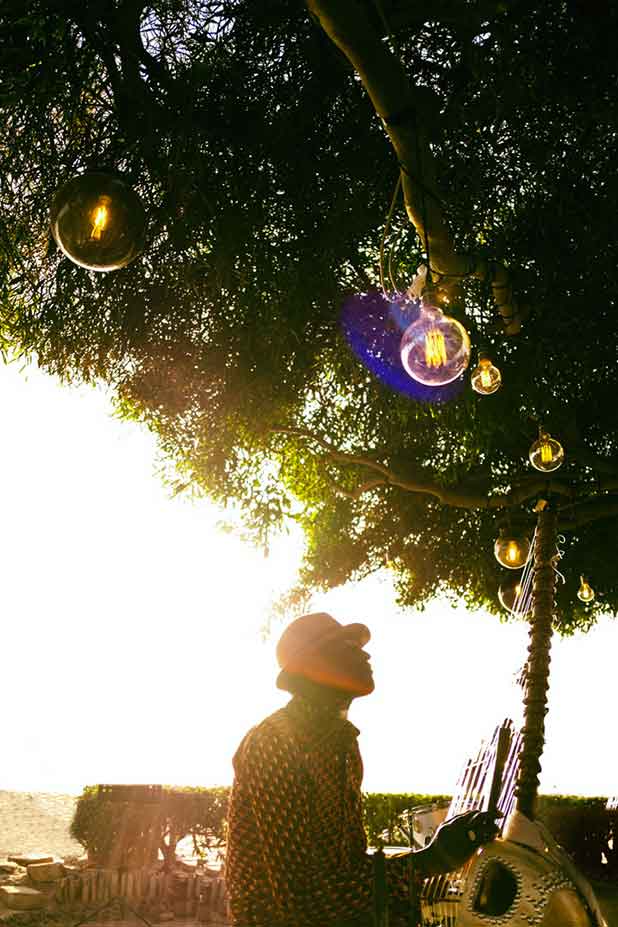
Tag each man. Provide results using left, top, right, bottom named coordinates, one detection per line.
left=226, top=612, right=500, bottom=927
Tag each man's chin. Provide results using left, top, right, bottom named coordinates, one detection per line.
left=354, top=677, right=375, bottom=697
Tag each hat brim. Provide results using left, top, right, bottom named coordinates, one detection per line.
left=278, top=621, right=370, bottom=676
left=329, top=621, right=371, bottom=649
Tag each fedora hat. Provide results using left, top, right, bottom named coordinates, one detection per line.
left=276, top=612, right=371, bottom=678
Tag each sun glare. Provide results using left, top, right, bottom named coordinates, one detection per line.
left=0, top=360, right=615, bottom=798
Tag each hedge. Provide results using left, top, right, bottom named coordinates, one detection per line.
left=362, top=792, right=617, bottom=883
left=362, top=793, right=451, bottom=846
left=71, top=787, right=615, bottom=882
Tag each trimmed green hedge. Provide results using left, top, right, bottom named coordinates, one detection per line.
left=362, top=792, right=451, bottom=846
left=362, top=792, right=617, bottom=883
left=71, top=786, right=615, bottom=883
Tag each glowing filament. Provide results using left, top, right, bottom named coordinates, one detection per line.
left=425, top=329, right=447, bottom=368
left=480, top=367, right=493, bottom=389
left=506, top=542, right=520, bottom=564
left=90, top=197, right=111, bottom=239
left=540, top=441, right=554, bottom=464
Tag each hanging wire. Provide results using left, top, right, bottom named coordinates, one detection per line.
left=410, top=108, right=433, bottom=289
left=510, top=525, right=536, bottom=619
left=387, top=238, right=400, bottom=293
left=379, top=174, right=402, bottom=296
left=477, top=266, right=494, bottom=348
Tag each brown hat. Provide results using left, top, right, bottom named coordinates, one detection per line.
left=276, top=612, right=371, bottom=677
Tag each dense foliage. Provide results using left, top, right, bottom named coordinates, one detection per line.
left=1, top=1, right=617, bottom=629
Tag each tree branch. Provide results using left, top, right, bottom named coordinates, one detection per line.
left=115, top=0, right=176, bottom=96
left=327, top=476, right=387, bottom=499
left=306, top=0, right=524, bottom=333
left=558, top=497, right=618, bottom=530
left=49, top=1, right=124, bottom=104
left=273, top=426, right=574, bottom=510
left=570, top=446, right=618, bottom=477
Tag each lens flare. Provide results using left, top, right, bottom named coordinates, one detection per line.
left=341, top=292, right=465, bottom=403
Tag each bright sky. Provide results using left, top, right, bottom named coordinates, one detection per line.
left=0, top=360, right=615, bottom=798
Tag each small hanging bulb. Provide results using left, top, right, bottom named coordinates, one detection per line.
left=400, top=296, right=471, bottom=387
left=498, top=577, right=532, bottom=616
left=50, top=171, right=146, bottom=272
left=577, top=576, right=595, bottom=604
left=494, top=531, right=530, bottom=569
left=529, top=428, right=565, bottom=473
left=471, top=353, right=502, bottom=395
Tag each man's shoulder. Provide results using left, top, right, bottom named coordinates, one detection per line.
left=245, top=705, right=292, bottom=741
left=233, top=705, right=295, bottom=767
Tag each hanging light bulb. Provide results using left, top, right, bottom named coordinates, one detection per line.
left=498, top=577, right=532, bottom=616
left=577, top=576, right=595, bottom=604
left=400, top=298, right=471, bottom=386
left=471, top=352, right=501, bottom=395
left=494, top=530, right=530, bottom=569
left=528, top=428, right=565, bottom=473
left=50, top=171, right=146, bottom=272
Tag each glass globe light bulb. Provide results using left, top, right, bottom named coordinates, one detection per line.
left=528, top=429, right=565, bottom=473
left=577, top=576, right=595, bottom=604
left=498, top=578, right=531, bottom=616
left=471, top=353, right=501, bottom=395
left=494, top=532, right=530, bottom=569
left=400, top=301, right=471, bottom=386
left=50, top=171, right=146, bottom=272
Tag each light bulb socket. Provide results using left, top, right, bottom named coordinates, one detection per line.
left=420, top=293, right=442, bottom=314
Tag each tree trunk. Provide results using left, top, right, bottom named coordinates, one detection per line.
left=306, top=0, right=523, bottom=332
left=515, top=506, right=558, bottom=820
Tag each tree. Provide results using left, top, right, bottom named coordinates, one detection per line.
left=0, top=0, right=617, bottom=632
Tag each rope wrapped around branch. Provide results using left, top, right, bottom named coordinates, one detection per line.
left=515, top=507, right=558, bottom=819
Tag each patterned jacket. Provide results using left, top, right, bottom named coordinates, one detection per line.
left=225, top=695, right=419, bottom=927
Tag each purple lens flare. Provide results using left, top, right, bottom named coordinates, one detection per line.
left=341, top=291, right=465, bottom=403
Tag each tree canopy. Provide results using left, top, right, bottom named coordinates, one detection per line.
left=1, top=0, right=617, bottom=632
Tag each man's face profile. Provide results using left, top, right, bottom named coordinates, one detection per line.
left=297, top=636, right=375, bottom=697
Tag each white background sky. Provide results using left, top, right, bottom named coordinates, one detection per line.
left=0, top=360, right=615, bottom=797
